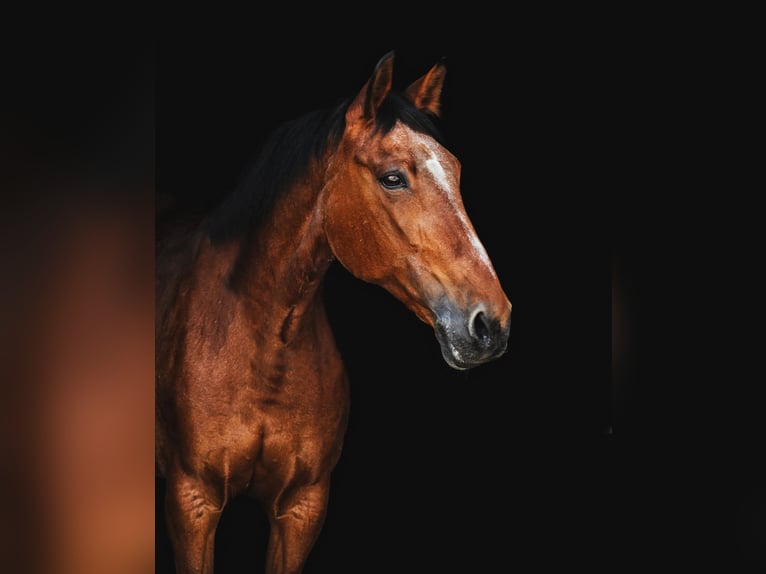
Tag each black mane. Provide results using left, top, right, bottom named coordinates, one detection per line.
left=206, top=91, right=444, bottom=243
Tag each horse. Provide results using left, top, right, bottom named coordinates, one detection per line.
left=155, top=51, right=512, bottom=574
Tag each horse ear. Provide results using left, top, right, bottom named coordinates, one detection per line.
left=347, top=51, right=395, bottom=121
left=405, top=58, right=447, bottom=117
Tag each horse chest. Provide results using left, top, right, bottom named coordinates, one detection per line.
left=222, top=341, right=349, bottom=483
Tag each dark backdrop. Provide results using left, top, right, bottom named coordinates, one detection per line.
left=156, top=29, right=761, bottom=573
left=157, top=40, right=611, bottom=572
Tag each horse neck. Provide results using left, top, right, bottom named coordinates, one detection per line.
left=228, top=174, right=333, bottom=333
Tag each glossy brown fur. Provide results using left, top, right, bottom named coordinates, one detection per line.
left=156, top=52, right=512, bottom=573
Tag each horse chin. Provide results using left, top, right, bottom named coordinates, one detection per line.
left=434, top=332, right=486, bottom=371
left=438, top=342, right=473, bottom=371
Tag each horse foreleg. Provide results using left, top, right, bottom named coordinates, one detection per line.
left=265, top=480, right=330, bottom=574
left=164, top=471, right=223, bottom=574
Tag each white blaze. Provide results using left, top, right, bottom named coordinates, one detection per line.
left=419, top=135, right=495, bottom=271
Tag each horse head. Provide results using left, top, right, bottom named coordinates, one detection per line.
left=323, top=52, right=512, bottom=369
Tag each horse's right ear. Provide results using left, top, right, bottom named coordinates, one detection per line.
left=346, top=51, right=395, bottom=122
left=405, top=57, right=447, bottom=117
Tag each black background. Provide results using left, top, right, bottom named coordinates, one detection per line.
left=156, top=42, right=610, bottom=572
left=0, top=9, right=759, bottom=574
left=155, top=22, right=763, bottom=574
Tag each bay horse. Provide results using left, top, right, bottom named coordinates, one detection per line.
left=156, top=51, right=512, bottom=573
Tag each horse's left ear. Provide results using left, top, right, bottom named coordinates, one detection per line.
left=347, top=51, right=395, bottom=122
left=405, top=58, right=447, bottom=117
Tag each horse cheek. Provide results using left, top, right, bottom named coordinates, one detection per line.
left=324, top=192, right=368, bottom=278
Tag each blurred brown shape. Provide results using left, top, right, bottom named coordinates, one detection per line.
left=0, top=192, right=154, bottom=574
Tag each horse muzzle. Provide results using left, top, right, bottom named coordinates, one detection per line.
left=433, top=302, right=511, bottom=370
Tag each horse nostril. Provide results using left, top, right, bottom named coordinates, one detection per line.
left=470, top=310, right=491, bottom=345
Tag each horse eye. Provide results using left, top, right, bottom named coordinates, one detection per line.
left=378, top=171, right=408, bottom=190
